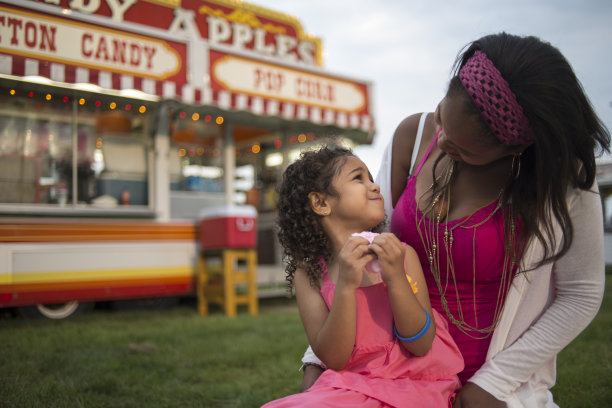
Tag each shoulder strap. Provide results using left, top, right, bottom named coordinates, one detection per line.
left=410, top=113, right=428, bottom=174
left=414, top=128, right=441, bottom=177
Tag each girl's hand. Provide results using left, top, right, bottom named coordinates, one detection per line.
left=337, top=236, right=375, bottom=289
left=369, top=233, right=406, bottom=284
left=453, top=383, right=506, bottom=408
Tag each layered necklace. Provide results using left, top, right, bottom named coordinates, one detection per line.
left=415, top=158, right=517, bottom=339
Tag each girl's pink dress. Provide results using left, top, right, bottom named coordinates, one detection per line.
left=262, top=267, right=463, bottom=407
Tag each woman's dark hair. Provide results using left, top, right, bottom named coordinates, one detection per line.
left=445, top=32, right=610, bottom=267
left=276, top=146, right=355, bottom=288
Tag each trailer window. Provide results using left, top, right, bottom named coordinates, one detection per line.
left=0, top=81, right=153, bottom=212
left=169, top=114, right=224, bottom=193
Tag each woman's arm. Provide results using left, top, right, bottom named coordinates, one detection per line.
left=389, top=113, right=432, bottom=207
left=298, top=346, right=325, bottom=392
left=468, top=186, right=605, bottom=402
left=375, top=114, right=426, bottom=216
left=299, top=364, right=325, bottom=392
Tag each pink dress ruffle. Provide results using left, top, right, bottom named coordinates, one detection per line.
left=262, top=270, right=463, bottom=407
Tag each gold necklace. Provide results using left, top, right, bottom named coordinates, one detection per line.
left=415, top=159, right=517, bottom=339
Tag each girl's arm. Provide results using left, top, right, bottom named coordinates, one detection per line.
left=370, top=233, right=436, bottom=356
left=391, top=244, right=436, bottom=355
left=294, top=268, right=356, bottom=370
left=294, top=237, right=373, bottom=370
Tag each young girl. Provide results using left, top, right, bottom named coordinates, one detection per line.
left=262, top=146, right=463, bottom=407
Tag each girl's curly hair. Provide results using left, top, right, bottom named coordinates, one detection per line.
left=276, top=146, right=355, bottom=289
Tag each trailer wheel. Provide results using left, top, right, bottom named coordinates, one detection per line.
left=20, top=301, right=93, bottom=319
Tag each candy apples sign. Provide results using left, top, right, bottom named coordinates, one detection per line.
left=34, top=0, right=323, bottom=66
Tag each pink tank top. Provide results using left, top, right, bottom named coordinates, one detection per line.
left=391, top=133, right=516, bottom=384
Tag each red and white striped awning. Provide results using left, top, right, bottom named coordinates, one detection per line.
left=0, top=54, right=375, bottom=136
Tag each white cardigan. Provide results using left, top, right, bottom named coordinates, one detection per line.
left=374, top=134, right=606, bottom=407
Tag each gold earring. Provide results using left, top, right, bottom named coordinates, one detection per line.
left=512, top=153, right=522, bottom=180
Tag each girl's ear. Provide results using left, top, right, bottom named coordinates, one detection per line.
left=308, top=192, right=331, bottom=216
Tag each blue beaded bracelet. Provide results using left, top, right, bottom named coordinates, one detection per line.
left=393, top=308, right=431, bottom=343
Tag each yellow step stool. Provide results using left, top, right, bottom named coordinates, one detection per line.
left=197, top=249, right=258, bottom=317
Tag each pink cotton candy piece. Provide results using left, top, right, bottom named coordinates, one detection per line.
left=352, top=231, right=379, bottom=244
left=352, top=231, right=381, bottom=274
left=365, top=259, right=382, bottom=274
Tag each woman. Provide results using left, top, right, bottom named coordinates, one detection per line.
left=300, top=32, right=610, bottom=407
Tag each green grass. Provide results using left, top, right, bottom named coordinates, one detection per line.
left=1, top=277, right=610, bottom=408
left=0, top=298, right=307, bottom=408
left=552, top=273, right=612, bottom=407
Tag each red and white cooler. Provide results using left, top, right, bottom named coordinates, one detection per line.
left=198, top=205, right=258, bottom=250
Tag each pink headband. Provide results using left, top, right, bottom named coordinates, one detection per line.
left=459, top=50, right=535, bottom=146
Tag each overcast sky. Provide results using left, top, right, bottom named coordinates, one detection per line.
left=252, top=0, right=612, bottom=175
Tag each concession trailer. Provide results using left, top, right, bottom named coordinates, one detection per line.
left=0, top=0, right=375, bottom=318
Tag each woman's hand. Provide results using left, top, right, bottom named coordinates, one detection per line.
left=300, top=364, right=325, bottom=392
left=453, top=382, right=506, bottom=408
left=369, top=233, right=405, bottom=284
